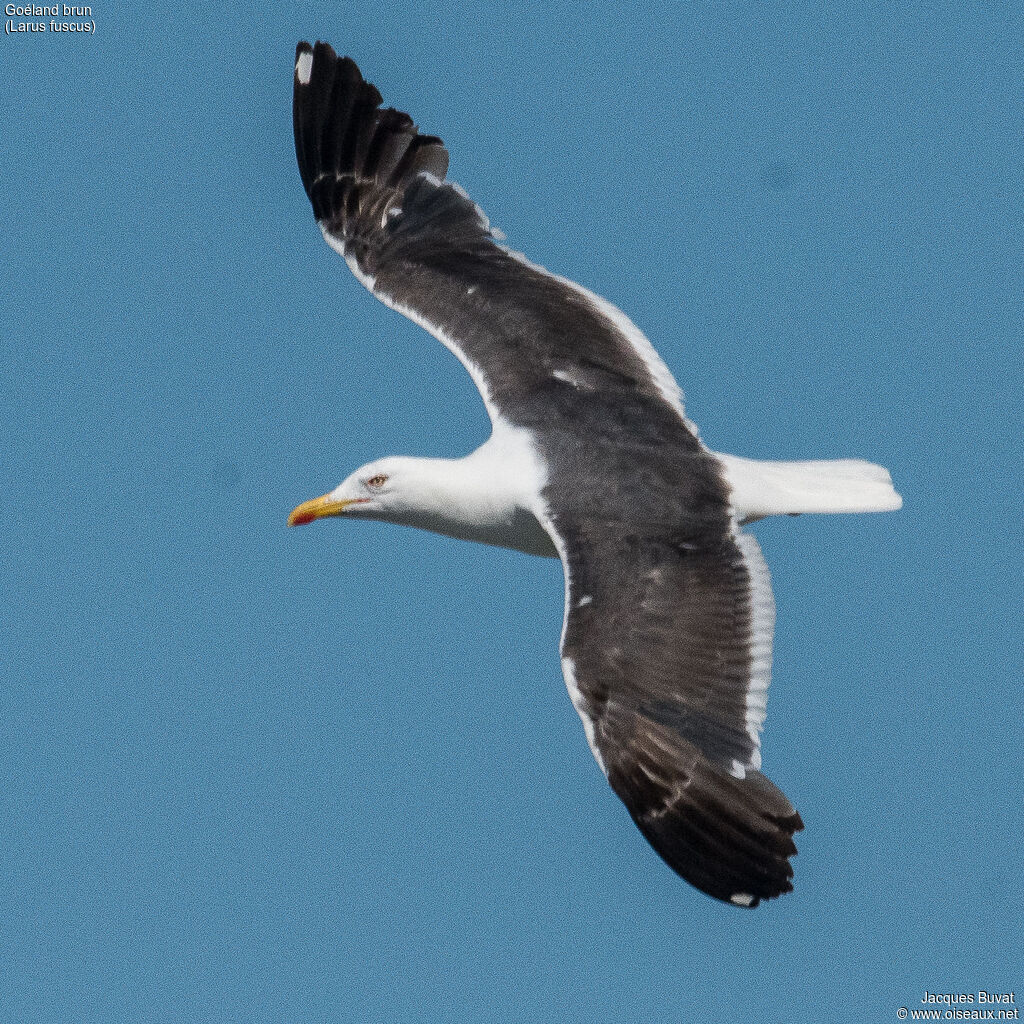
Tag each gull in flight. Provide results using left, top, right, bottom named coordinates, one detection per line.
left=287, top=42, right=902, bottom=907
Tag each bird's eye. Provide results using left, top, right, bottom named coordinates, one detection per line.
left=366, top=474, right=388, bottom=488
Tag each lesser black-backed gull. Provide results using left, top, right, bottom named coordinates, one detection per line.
left=287, top=42, right=902, bottom=907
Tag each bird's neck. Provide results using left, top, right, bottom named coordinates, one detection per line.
left=383, top=430, right=557, bottom=558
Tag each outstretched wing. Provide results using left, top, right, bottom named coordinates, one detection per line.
left=545, top=513, right=803, bottom=908
left=292, top=41, right=692, bottom=433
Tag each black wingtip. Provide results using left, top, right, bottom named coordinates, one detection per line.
left=291, top=42, right=494, bottom=268
left=611, top=748, right=804, bottom=908
left=293, top=45, right=447, bottom=198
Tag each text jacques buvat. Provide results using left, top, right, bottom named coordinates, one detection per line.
left=6, top=4, right=94, bottom=33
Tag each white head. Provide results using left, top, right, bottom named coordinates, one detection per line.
left=287, top=443, right=558, bottom=557
left=287, top=456, right=442, bottom=527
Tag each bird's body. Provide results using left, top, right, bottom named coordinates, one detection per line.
left=288, top=42, right=902, bottom=907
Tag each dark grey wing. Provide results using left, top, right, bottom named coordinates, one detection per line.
left=540, top=496, right=803, bottom=908
left=292, top=42, right=692, bottom=433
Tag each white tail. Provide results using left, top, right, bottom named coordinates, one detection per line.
left=715, top=453, right=903, bottom=523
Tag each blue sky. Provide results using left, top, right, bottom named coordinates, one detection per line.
left=2, top=2, right=1020, bottom=1021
